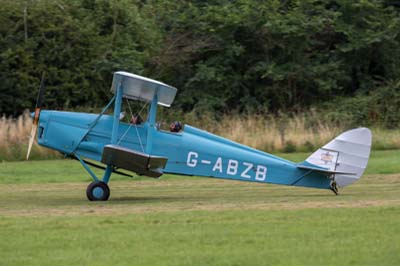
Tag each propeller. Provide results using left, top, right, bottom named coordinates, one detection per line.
left=26, top=72, right=46, bottom=160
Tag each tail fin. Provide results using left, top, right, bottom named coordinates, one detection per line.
left=297, top=128, right=372, bottom=188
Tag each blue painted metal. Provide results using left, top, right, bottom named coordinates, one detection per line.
left=111, top=82, right=123, bottom=144
left=151, top=125, right=331, bottom=189
left=75, top=154, right=99, bottom=182
left=145, top=90, right=158, bottom=154
left=102, top=164, right=113, bottom=184
left=37, top=108, right=331, bottom=190
left=71, top=95, right=116, bottom=153
left=93, top=187, right=104, bottom=199
left=290, top=170, right=313, bottom=185
left=98, top=79, right=123, bottom=184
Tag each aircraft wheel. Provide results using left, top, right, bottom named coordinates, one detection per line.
left=86, top=181, right=110, bottom=201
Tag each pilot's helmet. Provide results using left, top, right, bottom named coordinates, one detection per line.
left=170, top=121, right=182, bottom=132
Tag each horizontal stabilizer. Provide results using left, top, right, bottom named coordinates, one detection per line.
left=101, top=145, right=168, bottom=178
left=297, top=162, right=357, bottom=175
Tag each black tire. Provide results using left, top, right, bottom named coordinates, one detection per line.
left=86, top=181, right=110, bottom=201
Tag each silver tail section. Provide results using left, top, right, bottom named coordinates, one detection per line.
left=298, top=128, right=372, bottom=187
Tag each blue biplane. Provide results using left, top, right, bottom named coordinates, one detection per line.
left=27, top=71, right=372, bottom=201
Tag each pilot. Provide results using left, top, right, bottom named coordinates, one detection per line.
left=169, top=121, right=182, bottom=132
left=130, top=113, right=143, bottom=125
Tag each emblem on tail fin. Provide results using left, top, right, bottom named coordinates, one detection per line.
left=321, top=151, right=334, bottom=164
left=307, top=149, right=339, bottom=171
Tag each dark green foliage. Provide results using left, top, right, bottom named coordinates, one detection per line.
left=1, top=0, right=399, bottom=128
left=320, top=79, right=400, bottom=128
left=150, top=0, right=400, bottom=119
left=0, top=0, right=158, bottom=115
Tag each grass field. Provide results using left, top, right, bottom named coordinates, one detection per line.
left=0, top=150, right=399, bottom=266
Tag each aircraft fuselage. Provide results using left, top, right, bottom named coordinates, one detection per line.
left=37, top=110, right=331, bottom=189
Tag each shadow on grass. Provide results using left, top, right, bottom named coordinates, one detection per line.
left=109, top=196, right=194, bottom=203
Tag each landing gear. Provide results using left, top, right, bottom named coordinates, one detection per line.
left=76, top=155, right=113, bottom=201
left=86, top=181, right=110, bottom=201
left=330, top=180, right=339, bottom=195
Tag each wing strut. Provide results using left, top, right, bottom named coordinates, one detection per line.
left=70, top=94, right=116, bottom=154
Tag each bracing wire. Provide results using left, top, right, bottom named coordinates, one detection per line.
left=117, top=98, right=148, bottom=153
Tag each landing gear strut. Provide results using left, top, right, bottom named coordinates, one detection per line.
left=76, top=155, right=113, bottom=201
left=86, top=181, right=110, bottom=201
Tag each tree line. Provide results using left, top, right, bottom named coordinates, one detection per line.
left=1, top=0, right=399, bottom=127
